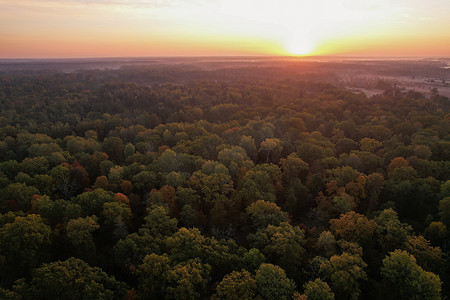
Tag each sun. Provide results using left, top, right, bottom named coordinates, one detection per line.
left=285, top=38, right=316, bottom=56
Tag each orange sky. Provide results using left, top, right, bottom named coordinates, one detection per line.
left=0, top=0, right=449, bottom=58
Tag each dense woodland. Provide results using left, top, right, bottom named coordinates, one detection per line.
left=0, top=63, right=449, bottom=299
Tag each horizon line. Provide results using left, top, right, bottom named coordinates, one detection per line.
left=1, top=54, right=449, bottom=61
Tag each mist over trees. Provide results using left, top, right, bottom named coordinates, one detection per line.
left=0, top=62, right=449, bottom=299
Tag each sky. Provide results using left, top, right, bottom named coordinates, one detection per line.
left=0, top=0, right=449, bottom=58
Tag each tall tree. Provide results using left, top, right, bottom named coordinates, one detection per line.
left=24, top=257, right=127, bottom=300
left=320, top=252, right=367, bottom=300
left=213, top=270, right=257, bottom=300
left=255, top=264, right=296, bottom=300
left=381, top=250, right=442, bottom=300
left=0, top=215, right=51, bottom=286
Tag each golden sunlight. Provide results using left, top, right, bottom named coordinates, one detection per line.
left=0, top=0, right=449, bottom=57
left=285, top=37, right=316, bottom=56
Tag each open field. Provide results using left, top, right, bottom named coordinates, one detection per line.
left=2, top=56, right=448, bottom=98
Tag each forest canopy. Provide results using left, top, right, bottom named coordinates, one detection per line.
left=0, top=62, right=449, bottom=299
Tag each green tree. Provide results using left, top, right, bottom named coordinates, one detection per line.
left=213, top=269, right=257, bottom=300
left=279, top=154, right=308, bottom=182
left=178, top=204, right=198, bottom=228
left=133, top=171, right=158, bottom=192
left=137, top=253, right=171, bottom=299
left=124, top=143, right=136, bottom=159
left=143, top=205, right=178, bottom=237
left=336, top=137, right=359, bottom=154
left=187, top=133, right=223, bottom=160
left=297, top=143, right=329, bottom=164
left=374, top=208, right=412, bottom=253
left=189, top=170, right=234, bottom=205
left=66, top=216, right=100, bottom=256
left=38, top=199, right=78, bottom=226
left=387, top=157, right=417, bottom=182
left=255, top=263, right=296, bottom=300
left=360, top=138, right=382, bottom=153
left=0, top=182, right=39, bottom=212
left=283, top=179, right=313, bottom=220
left=364, top=172, right=385, bottom=212
left=234, top=165, right=281, bottom=208
left=20, top=157, right=49, bottom=176
left=166, top=258, right=211, bottom=300
left=0, top=215, right=51, bottom=286
left=113, top=227, right=162, bottom=270
left=303, top=278, right=334, bottom=300
left=74, top=188, right=115, bottom=216
left=49, top=164, right=76, bottom=200
left=0, top=160, right=20, bottom=180
left=439, top=196, right=450, bottom=227
left=381, top=250, right=442, bottom=300
left=248, top=222, right=307, bottom=278
left=239, top=135, right=257, bottom=161
left=424, top=221, right=448, bottom=246
left=320, top=252, right=367, bottom=300
left=242, top=248, right=266, bottom=272
left=153, top=149, right=181, bottom=173
left=259, top=138, right=282, bottom=163
left=316, top=231, right=337, bottom=258
left=32, top=174, right=53, bottom=196
left=217, top=146, right=254, bottom=180
left=165, top=227, right=206, bottom=263
left=332, top=193, right=357, bottom=213
left=404, top=235, right=444, bottom=273
left=246, top=200, right=288, bottom=230
left=25, top=257, right=127, bottom=300
left=102, top=201, right=132, bottom=239
left=102, top=137, right=125, bottom=164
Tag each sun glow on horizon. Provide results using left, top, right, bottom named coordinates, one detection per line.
left=284, top=36, right=316, bottom=56
left=0, top=0, right=449, bottom=57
